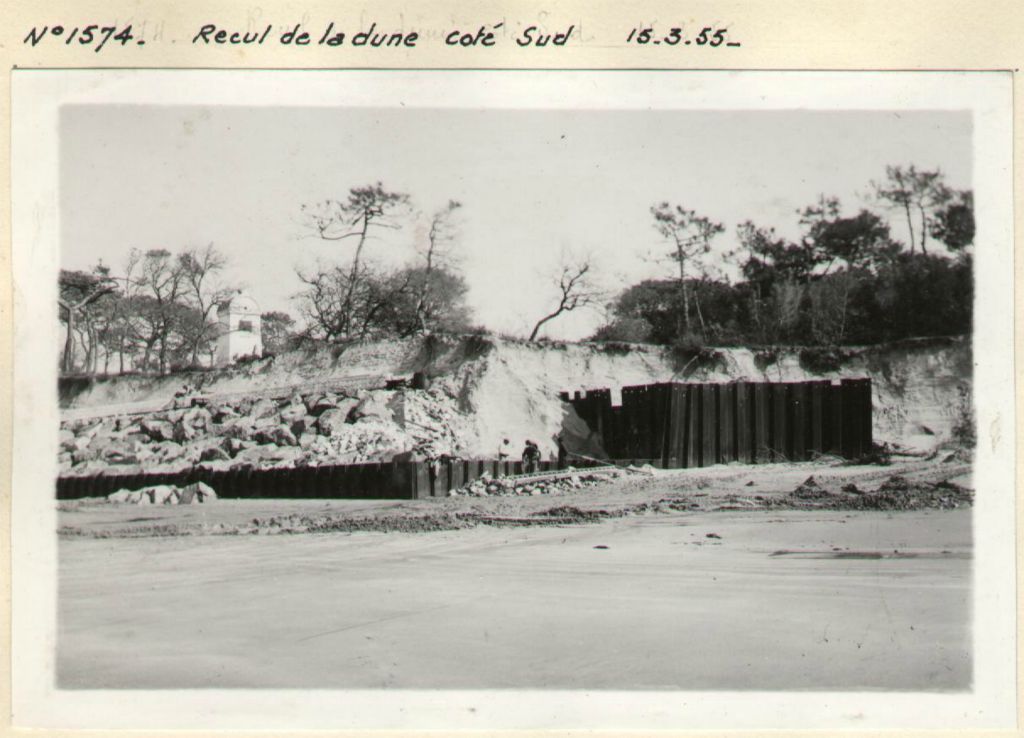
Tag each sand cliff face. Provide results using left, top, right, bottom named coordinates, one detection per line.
left=60, top=335, right=971, bottom=473
left=439, top=336, right=971, bottom=457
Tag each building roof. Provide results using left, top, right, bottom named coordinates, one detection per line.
left=217, top=292, right=260, bottom=315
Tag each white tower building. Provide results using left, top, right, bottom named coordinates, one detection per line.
left=216, top=293, right=263, bottom=367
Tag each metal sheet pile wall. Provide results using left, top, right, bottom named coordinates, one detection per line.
left=563, top=379, right=872, bottom=468
left=55, top=457, right=585, bottom=501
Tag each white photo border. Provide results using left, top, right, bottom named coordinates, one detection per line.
left=10, top=69, right=1016, bottom=731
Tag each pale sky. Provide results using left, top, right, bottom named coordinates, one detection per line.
left=61, top=106, right=971, bottom=339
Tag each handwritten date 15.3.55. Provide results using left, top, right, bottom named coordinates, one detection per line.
left=626, top=26, right=740, bottom=47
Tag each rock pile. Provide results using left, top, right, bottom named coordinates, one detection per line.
left=108, top=481, right=217, bottom=505
left=780, top=474, right=973, bottom=510
left=60, top=386, right=471, bottom=476
left=449, top=469, right=617, bottom=497
left=790, top=476, right=833, bottom=500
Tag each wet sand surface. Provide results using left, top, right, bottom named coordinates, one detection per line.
left=58, top=508, right=970, bottom=690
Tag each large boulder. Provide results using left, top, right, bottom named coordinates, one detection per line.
left=140, top=418, right=175, bottom=443
left=101, top=441, right=142, bottom=465
left=253, top=425, right=298, bottom=447
left=179, top=481, right=217, bottom=504
left=64, top=460, right=110, bottom=476
left=71, top=440, right=100, bottom=462
left=217, top=418, right=256, bottom=441
left=197, top=458, right=234, bottom=472
left=173, top=422, right=197, bottom=443
left=288, top=414, right=318, bottom=437
left=148, top=440, right=186, bottom=463
left=248, top=397, right=279, bottom=420
left=124, top=431, right=151, bottom=446
left=173, top=406, right=213, bottom=443
left=108, top=488, right=143, bottom=503
left=280, top=402, right=307, bottom=425
left=119, top=418, right=144, bottom=436
left=180, top=437, right=232, bottom=463
left=58, top=428, right=76, bottom=451
left=109, top=482, right=217, bottom=505
left=150, top=485, right=180, bottom=504
left=231, top=444, right=302, bottom=469
left=349, top=392, right=397, bottom=423
left=200, top=445, right=231, bottom=462
left=74, top=419, right=107, bottom=441
left=162, top=409, right=186, bottom=424
left=109, top=484, right=178, bottom=504
left=146, top=460, right=192, bottom=474
left=181, top=406, right=213, bottom=431
left=315, top=407, right=351, bottom=437
left=223, top=437, right=250, bottom=457
left=306, top=393, right=342, bottom=416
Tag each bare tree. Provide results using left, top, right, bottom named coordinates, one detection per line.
left=178, top=244, right=232, bottom=365
left=136, top=249, right=187, bottom=373
left=58, top=268, right=117, bottom=373
left=528, top=257, right=601, bottom=341
left=301, top=183, right=410, bottom=340
left=112, top=249, right=142, bottom=373
left=295, top=261, right=420, bottom=342
left=651, top=203, right=725, bottom=339
left=872, top=165, right=951, bottom=254
left=413, top=200, right=462, bottom=333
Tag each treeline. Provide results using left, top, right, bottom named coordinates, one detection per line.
left=58, top=184, right=477, bottom=376
left=593, top=166, right=974, bottom=349
left=58, top=246, right=296, bottom=375
left=60, top=165, right=975, bottom=376
left=295, top=186, right=472, bottom=342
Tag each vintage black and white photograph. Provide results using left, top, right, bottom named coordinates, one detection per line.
left=11, top=70, right=1015, bottom=729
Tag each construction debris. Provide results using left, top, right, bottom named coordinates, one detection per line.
left=449, top=467, right=621, bottom=497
